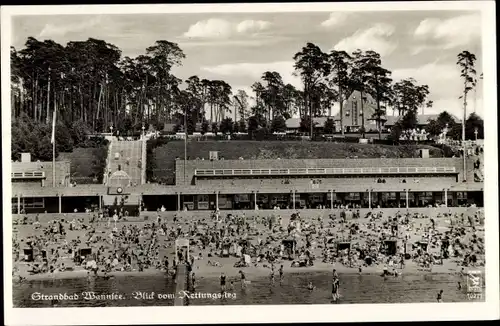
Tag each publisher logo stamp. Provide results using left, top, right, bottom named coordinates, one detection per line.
left=467, top=270, right=482, bottom=293
left=466, top=270, right=483, bottom=300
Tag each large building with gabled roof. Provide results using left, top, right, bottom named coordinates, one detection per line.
left=285, top=90, right=380, bottom=133
left=333, top=90, right=379, bottom=133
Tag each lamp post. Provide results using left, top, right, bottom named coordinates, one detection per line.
left=474, top=127, right=478, bottom=142
left=462, top=115, right=467, bottom=182
left=184, top=106, right=188, bottom=184
left=352, top=96, right=355, bottom=131
left=405, top=188, right=409, bottom=209
left=368, top=188, right=372, bottom=210
left=444, top=188, right=448, bottom=207
left=142, top=124, right=145, bottom=138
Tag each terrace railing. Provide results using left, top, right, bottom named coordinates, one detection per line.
left=11, top=171, right=45, bottom=179
left=194, top=166, right=457, bottom=177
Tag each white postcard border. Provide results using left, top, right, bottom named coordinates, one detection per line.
left=2, top=2, right=499, bottom=325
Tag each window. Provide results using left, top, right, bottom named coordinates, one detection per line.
left=420, top=192, right=433, bottom=200
left=198, top=195, right=209, bottom=202
left=310, top=194, right=323, bottom=201
left=23, top=197, right=45, bottom=208
left=352, top=102, right=358, bottom=125
left=345, top=192, right=360, bottom=200
left=327, top=192, right=338, bottom=200
left=234, top=194, right=250, bottom=202
left=273, top=194, right=288, bottom=201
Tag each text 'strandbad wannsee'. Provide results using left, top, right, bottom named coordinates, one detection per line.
left=31, top=291, right=237, bottom=301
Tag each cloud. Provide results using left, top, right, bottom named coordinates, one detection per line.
left=179, top=38, right=281, bottom=48
left=321, top=12, right=352, bottom=28
left=391, top=62, right=483, bottom=118
left=333, top=23, right=397, bottom=56
left=413, top=13, right=481, bottom=49
left=409, top=45, right=430, bottom=56
left=427, top=98, right=483, bottom=118
left=201, top=61, right=301, bottom=89
left=392, top=62, right=459, bottom=96
left=38, top=16, right=103, bottom=38
left=183, top=18, right=233, bottom=39
left=183, top=18, right=271, bottom=39
left=236, top=20, right=271, bottom=34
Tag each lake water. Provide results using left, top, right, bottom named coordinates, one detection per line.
left=13, top=272, right=482, bottom=307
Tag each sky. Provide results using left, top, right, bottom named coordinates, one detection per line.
left=11, top=10, right=484, bottom=119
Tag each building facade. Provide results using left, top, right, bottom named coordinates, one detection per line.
left=333, top=90, right=378, bottom=133
left=11, top=156, right=483, bottom=214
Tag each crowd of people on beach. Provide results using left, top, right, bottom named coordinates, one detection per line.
left=13, top=204, right=484, bottom=302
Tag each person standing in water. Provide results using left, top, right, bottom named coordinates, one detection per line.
left=279, top=265, right=284, bottom=285
left=437, top=290, right=443, bottom=302
left=220, top=273, right=227, bottom=292
left=332, top=279, right=340, bottom=302
left=239, top=270, right=247, bottom=289
left=191, top=272, right=196, bottom=290
left=332, top=269, right=340, bottom=302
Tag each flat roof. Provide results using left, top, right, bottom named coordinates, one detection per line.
left=11, top=182, right=483, bottom=197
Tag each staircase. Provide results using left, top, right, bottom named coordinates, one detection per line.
left=109, top=139, right=143, bottom=184
left=103, top=139, right=144, bottom=207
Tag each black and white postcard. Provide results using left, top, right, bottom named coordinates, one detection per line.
left=2, top=2, right=498, bottom=325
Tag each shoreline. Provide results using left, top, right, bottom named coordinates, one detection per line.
left=15, top=260, right=482, bottom=281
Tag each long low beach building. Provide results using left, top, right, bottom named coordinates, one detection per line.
left=11, top=151, right=483, bottom=214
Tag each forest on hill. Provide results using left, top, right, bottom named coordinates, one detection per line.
left=11, top=37, right=481, bottom=161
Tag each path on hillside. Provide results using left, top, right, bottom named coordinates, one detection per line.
left=108, top=139, right=143, bottom=185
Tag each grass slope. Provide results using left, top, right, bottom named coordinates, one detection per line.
left=151, top=140, right=444, bottom=184
left=58, top=148, right=102, bottom=182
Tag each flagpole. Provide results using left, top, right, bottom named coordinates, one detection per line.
left=184, top=104, right=187, bottom=184
left=52, top=111, right=56, bottom=187
left=51, top=109, right=56, bottom=187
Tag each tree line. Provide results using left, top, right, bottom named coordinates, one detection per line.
left=11, top=37, right=480, bottom=145
left=11, top=37, right=232, bottom=133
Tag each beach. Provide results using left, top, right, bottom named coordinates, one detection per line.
left=12, top=207, right=485, bottom=306
left=15, top=256, right=482, bottom=281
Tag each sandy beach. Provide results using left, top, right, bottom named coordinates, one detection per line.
left=13, top=208, right=484, bottom=283
left=15, top=257, right=482, bottom=282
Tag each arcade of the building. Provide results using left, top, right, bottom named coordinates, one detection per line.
left=11, top=156, right=483, bottom=214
